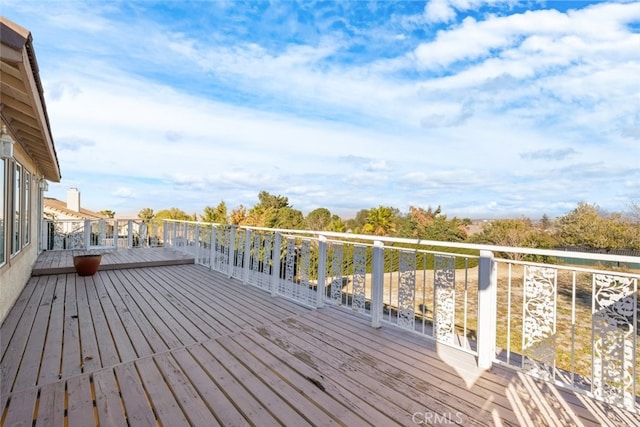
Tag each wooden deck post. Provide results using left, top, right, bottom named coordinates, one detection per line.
left=210, top=225, right=217, bottom=271
left=316, top=235, right=327, bottom=308
left=271, top=232, right=282, bottom=297
left=243, top=229, right=252, bottom=284
left=194, top=223, right=200, bottom=264
left=228, top=226, right=237, bottom=279
left=477, top=250, right=497, bottom=370
left=128, top=220, right=134, bottom=248
left=371, top=240, right=384, bottom=328
left=113, top=220, right=119, bottom=249
left=84, top=219, right=91, bottom=249
left=162, top=220, right=167, bottom=247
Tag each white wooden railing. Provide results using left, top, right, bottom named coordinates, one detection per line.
left=41, top=218, right=163, bottom=251
left=163, top=219, right=639, bottom=412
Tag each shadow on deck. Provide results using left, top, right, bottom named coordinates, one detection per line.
left=1, top=248, right=637, bottom=426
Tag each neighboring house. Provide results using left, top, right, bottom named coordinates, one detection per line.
left=44, top=188, right=107, bottom=222
left=43, top=188, right=109, bottom=248
left=1, top=17, right=62, bottom=323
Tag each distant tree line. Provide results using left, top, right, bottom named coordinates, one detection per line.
left=133, top=192, right=640, bottom=253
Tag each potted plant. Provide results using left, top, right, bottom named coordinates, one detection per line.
left=73, top=252, right=102, bottom=276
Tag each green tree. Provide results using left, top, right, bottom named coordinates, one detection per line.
left=155, top=207, right=195, bottom=221
left=556, top=203, right=609, bottom=249
left=345, top=209, right=370, bottom=233
left=305, top=208, right=332, bottom=230
left=201, top=201, right=228, bottom=224
left=257, top=191, right=289, bottom=210
left=327, top=215, right=346, bottom=232
left=399, top=205, right=467, bottom=242
left=471, top=217, right=556, bottom=260
left=363, top=206, right=399, bottom=236
left=138, top=208, right=154, bottom=221
left=230, top=205, right=247, bottom=225
left=557, top=203, right=640, bottom=250
left=99, top=209, right=116, bottom=218
left=269, top=206, right=304, bottom=229
left=244, top=191, right=302, bottom=228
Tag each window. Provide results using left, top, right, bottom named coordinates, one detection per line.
left=0, top=159, right=5, bottom=265
left=24, top=171, right=30, bottom=246
left=11, top=162, right=21, bottom=255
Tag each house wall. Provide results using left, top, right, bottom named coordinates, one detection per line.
left=0, top=139, right=45, bottom=323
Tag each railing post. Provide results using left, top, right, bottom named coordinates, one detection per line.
left=194, top=224, right=200, bottom=263
left=162, top=220, right=168, bottom=247
left=371, top=240, right=385, bottom=328
left=84, top=219, right=91, bottom=249
left=316, top=235, right=327, bottom=308
left=127, top=220, right=133, bottom=248
left=113, top=220, right=119, bottom=249
left=243, top=229, right=252, bottom=284
left=98, top=219, right=106, bottom=246
left=228, top=226, right=237, bottom=278
left=209, top=225, right=218, bottom=270
left=477, top=250, right=497, bottom=370
left=270, top=232, right=282, bottom=297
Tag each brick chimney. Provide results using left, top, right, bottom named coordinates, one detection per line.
left=67, top=188, right=80, bottom=212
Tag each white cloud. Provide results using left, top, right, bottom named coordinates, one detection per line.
left=112, top=187, right=136, bottom=198
left=4, top=1, right=637, bottom=219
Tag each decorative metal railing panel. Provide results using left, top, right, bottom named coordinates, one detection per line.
left=299, top=240, right=311, bottom=301
left=397, top=250, right=416, bottom=331
left=248, top=232, right=273, bottom=291
left=522, top=266, right=557, bottom=381
left=272, top=237, right=316, bottom=307
left=352, top=245, right=367, bottom=314
left=230, top=229, right=246, bottom=280
left=211, top=226, right=231, bottom=273
left=197, top=225, right=212, bottom=267
left=592, top=274, right=637, bottom=409
left=434, top=254, right=456, bottom=343
left=329, top=243, right=344, bottom=305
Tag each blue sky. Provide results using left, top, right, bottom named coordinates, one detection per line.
left=3, top=1, right=639, bottom=219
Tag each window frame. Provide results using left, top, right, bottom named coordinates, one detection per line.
left=11, top=162, right=22, bottom=256
left=0, top=158, right=6, bottom=266
left=24, top=170, right=30, bottom=247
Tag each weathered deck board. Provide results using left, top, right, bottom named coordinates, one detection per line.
left=66, top=374, right=95, bottom=426
left=1, top=248, right=637, bottom=426
left=34, top=380, right=65, bottom=427
left=169, top=347, right=246, bottom=426
left=113, top=363, right=157, bottom=425
left=93, top=368, right=128, bottom=426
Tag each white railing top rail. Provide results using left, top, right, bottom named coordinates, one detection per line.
left=44, top=218, right=148, bottom=222
left=161, top=219, right=640, bottom=265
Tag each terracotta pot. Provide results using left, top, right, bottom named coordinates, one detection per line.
left=73, top=254, right=102, bottom=276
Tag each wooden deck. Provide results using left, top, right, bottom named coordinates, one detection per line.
left=1, top=249, right=637, bottom=426
left=31, top=248, right=195, bottom=275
